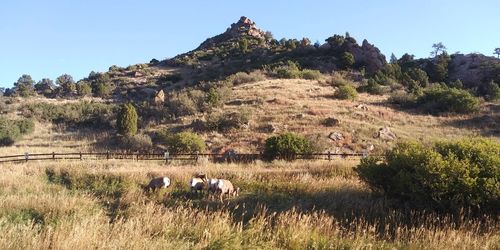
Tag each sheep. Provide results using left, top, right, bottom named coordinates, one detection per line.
left=144, top=176, right=171, bottom=192
left=189, top=173, right=207, bottom=193
left=207, top=178, right=219, bottom=193
left=214, top=179, right=240, bottom=202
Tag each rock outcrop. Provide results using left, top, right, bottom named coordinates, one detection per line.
left=448, top=53, right=500, bottom=89
left=196, top=16, right=267, bottom=50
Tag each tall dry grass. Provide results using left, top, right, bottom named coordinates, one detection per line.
left=0, top=160, right=498, bottom=249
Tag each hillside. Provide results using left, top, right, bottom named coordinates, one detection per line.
left=0, top=16, right=498, bottom=154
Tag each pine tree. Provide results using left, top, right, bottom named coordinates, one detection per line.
left=116, top=103, right=138, bottom=135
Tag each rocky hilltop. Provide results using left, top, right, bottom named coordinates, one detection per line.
left=196, top=16, right=268, bottom=50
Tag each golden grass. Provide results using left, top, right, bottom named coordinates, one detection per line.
left=0, top=160, right=498, bottom=249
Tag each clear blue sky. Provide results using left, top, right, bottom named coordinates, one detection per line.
left=1, top=0, right=498, bottom=88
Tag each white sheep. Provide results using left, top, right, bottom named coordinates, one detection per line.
left=145, top=176, right=171, bottom=192
left=214, top=179, right=240, bottom=202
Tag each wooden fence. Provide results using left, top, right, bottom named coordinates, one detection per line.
left=0, top=151, right=372, bottom=164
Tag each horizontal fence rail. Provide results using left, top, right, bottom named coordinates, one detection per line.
left=0, top=151, right=376, bottom=164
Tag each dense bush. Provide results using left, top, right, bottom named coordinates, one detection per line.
left=263, top=133, right=312, bottom=161
left=340, top=52, right=355, bottom=68
left=482, top=81, right=500, bottom=101
left=417, top=86, right=480, bottom=114
left=116, top=103, right=138, bottom=136
left=119, top=134, right=153, bottom=152
left=356, top=139, right=500, bottom=213
left=273, top=61, right=303, bottom=79
left=21, top=101, right=116, bottom=128
left=334, top=84, right=358, bottom=100
left=0, top=117, right=35, bottom=146
left=94, top=82, right=112, bottom=97
left=76, top=82, right=92, bottom=97
left=158, top=131, right=205, bottom=154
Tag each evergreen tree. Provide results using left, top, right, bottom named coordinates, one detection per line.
left=14, top=74, right=35, bottom=97
left=116, top=103, right=138, bottom=135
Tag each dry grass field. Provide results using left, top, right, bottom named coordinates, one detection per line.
left=0, top=160, right=498, bottom=249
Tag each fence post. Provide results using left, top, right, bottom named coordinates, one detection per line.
left=79, top=152, right=82, bottom=161
left=164, top=151, right=169, bottom=164
left=328, top=151, right=331, bottom=161
left=52, top=152, right=55, bottom=161
left=195, top=151, right=199, bottom=162
left=107, top=150, right=110, bottom=160
left=24, top=152, right=29, bottom=163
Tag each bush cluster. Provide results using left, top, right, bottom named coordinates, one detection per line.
left=356, top=139, right=500, bottom=213
left=21, top=101, right=116, bottom=128
left=417, top=86, right=480, bottom=114
left=0, top=117, right=35, bottom=146
left=263, top=133, right=313, bottom=161
left=158, top=131, right=205, bottom=154
left=271, top=61, right=322, bottom=80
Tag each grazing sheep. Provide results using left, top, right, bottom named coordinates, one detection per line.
left=207, top=178, right=219, bottom=193
left=145, top=176, right=171, bottom=192
left=214, top=179, right=240, bottom=201
left=189, top=173, right=207, bottom=193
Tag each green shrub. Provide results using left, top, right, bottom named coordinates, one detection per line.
left=263, top=133, right=312, bottom=161
left=356, top=139, right=500, bottom=213
left=483, top=81, right=500, bottom=101
left=77, top=82, right=92, bottom=97
left=158, top=131, right=205, bottom=154
left=119, top=134, right=152, bottom=152
left=116, top=103, right=138, bottom=135
left=334, top=84, right=358, bottom=100
left=417, top=86, right=480, bottom=114
left=206, top=84, right=232, bottom=109
left=340, top=52, right=355, bottom=68
left=301, top=69, right=323, bottom=80
left=94, top=82, right=112, bottom=97
left=273, top=61, right=302, bottom=79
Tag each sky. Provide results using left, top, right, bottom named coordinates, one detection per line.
left=0, top=0, right=499, bottom=88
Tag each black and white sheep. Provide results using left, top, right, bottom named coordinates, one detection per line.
left=144, top=176, right=171, bottom=192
